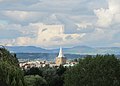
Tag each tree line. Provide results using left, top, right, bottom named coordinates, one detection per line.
left=1, top=48, right=120, bottom=86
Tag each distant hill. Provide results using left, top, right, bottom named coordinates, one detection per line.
left=6, top=46, right=50, bottom=53
left=5, top=46, right=120, bottom=55
left=65, top=46, right=96, bottom=54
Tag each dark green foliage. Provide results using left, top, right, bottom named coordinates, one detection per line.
left=11, top=78, right=16, bottom=86
left=64, top=54, right=120, bottom=86
left=24, top=75, right=47, bottom=86
left=57, top=65, right=66, bottom=76
left=24, top=65, right=67, bottom=86
left=0, top=48, right=19, bottom=66
left=0, top=48, right=25, bottom=86
left=0, top=80, right=8, bottom=86
left=42, top=67, right=59, bottom=86
left=25, top=67, right=42, bottom=76
left=18, top=80, right=24, bottom=86
left=41, top=66, right=67, bottom=86
left=74, top=58, right=78, bottom=62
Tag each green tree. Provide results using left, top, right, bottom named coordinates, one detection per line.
left=24, top=75, right=47, bottom=86
left=0, top=80, right=8, bottom=86
left=42, top=68, right=58, bottom=86
left=18, top=80, right=23, bottom=86
left=11, top=78, right=16, bottom=86
left=25, top=67, right=42, bottom=76
left=64, top=55, right=120, bottom=86
left=57, top=65, right=66, bottom=76
left=0, top=48, right=26, bottom=86
left=41, top=66, right=66, bottom=86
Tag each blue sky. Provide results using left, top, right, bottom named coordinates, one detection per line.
left=0, top=0, right=120, bottom=48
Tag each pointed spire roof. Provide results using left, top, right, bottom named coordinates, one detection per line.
left=58, top=47, right=64, bottom=57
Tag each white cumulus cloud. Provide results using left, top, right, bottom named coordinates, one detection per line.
left=94, top=0, right=120, bottom=27
left=14, top=23, right=86, bottom=48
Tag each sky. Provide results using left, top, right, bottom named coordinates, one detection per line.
left=0, top=0, right=120, bottom=48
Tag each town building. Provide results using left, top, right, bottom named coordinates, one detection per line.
left=55, top=47, right=66, bottom=66
left=19, top=47, right=78, bottom=69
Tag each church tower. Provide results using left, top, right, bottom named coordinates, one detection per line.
left=55, top=47, right=66, bottom=65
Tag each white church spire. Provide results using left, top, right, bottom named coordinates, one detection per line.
left=58, top=47, right=64, bottom=57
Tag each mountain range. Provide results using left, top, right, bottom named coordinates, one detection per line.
left=5, top=46, right=120, bottom=55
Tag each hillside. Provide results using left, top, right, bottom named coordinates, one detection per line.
left=5, top=46, right=120, bottom=55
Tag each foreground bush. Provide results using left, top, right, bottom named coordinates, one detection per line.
left=0, top=48, right=25, bottom=86
left=24, top=75, right=47, bottom=86
left=64, top=55, right=120, bottom=86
